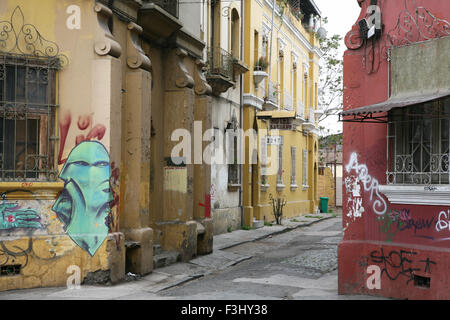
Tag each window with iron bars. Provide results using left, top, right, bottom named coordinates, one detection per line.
left=226, top=117, right=240, bottom=185
left=0, top=54, right=59, bottom=182
left=387, top=97, right=450, bottom=185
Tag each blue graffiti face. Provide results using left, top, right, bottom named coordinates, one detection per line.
left=52, top=141, right=113, bottom=256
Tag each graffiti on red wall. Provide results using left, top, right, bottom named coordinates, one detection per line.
left=359, top=248, right=436, bottom=285
left=345, top=152, right=387, bottom=218
left=378, top=208, right=450, bottom=243
left=377, top=208, right=436, bottom=242
left=345, top=0, right=450, bottom=74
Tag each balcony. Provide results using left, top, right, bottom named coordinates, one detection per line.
left=152, top=0, right=179, bottom=18
left=263, top=80, right=279, bottom=111
left=138, top=1, right=182, bottom=41
left=288, top=0, right=304, bottom=21
left=302, top=107, right=317, bottom=132
left=205, top=47, right=235, bottom=95
left=293, top=100, right=306, bottom=125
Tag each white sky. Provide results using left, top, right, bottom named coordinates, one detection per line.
left=314, top=0, right=361, bottom=135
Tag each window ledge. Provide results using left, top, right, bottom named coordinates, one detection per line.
left=302, top=184, right=309, bottom=190
left=290, top=184, right=299, bottom=190
left=227, top=183, right=241, bottom=191
left=379, top=184, right=450, bottom=206
left=260, top=183, right=270, bottom=191
left=0, top=181, right=64, bottom=200
left=276, top=183, right=285, bottom=191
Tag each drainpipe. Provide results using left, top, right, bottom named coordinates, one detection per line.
left=239, top=0, right=244, bottom=227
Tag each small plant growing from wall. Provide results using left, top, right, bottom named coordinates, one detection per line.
left=254, top=56, right=269, bottom=71
left=269, top=193, right=287, bottom=225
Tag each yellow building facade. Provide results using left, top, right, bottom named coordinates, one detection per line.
left=0, top=0, right=215, bottom=291
left=242, top=0, right=323, bottom=226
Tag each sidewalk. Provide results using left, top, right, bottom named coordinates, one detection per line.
left=0, top=210, right=339, bottom=300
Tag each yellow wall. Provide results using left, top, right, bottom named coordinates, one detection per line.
left=243, top=0, right=322, bottom=224
left=0, top=0, right=143, bottom=290
left=318, top=167, right=335, bottom=207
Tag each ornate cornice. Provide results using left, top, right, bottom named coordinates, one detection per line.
left=94, top=3, right=122, bottom=58
left=126, top=22, right=151, bottom=71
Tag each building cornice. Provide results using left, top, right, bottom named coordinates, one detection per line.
left=379, top=185, right=450, bottom=206
left=262, top=0, right=324, bottom=60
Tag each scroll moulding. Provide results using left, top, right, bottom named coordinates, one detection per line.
left=94, top=3, right=122, bottom=58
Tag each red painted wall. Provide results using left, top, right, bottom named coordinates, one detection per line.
left=339, top=0, right=450, bottom=299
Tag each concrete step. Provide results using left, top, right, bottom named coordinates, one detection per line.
left=253, top=220, right=264, bottom=229
left=153, top=251, right=181, bottom=269
left=153, top=244, right=162, bottom=255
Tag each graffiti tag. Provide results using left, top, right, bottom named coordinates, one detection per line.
left=345, top=153, right=387, bottom=215
left=436, top=210, right=450, bottom=232
left=0, top=202, right=42, bottom=230
left=361, top=248, right=436, bottom=285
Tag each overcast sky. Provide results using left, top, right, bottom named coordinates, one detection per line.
left=314, top=0, right=361, bottom=135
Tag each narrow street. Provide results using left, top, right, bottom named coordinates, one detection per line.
left=0, top=212, right=387, bottom=300
left=159, top=214, right=385, bottom=300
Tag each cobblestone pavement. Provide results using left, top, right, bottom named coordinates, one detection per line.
left=158, top=212, right=388, bottom=300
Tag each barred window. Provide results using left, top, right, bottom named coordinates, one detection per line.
left=387, top=97, right=450, bottom=185
left=0, top=54, right=59, bottom=181
left=226, top=117, right=240, bottom=185
left=260, top=135, right=268, bottom=184
left=291, top=146, right=296, bottom=185
left=302, top=149, right=308, bottom=186
left=277, top=138, right=284, bottom=185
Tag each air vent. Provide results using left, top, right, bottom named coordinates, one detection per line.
left=414, top=275, right=431, bottom=289
left=0, top=264, right=21, bottom=276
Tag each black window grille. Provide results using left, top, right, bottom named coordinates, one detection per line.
left=387, top=97, right=450, bottom=185
left=0, top=53, right=59, bottom=181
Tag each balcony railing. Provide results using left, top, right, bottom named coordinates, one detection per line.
left=206, top=46, right=234, bottom=80
left=307, top=107, right=315, bottom=123
left=296, top=100, right=305, bottom=118
left=283, top=91, right=293, bottom=111
left=267, top=80, right=280, bottom=106
left=288, top=0, right=303, bottom=20
left=152, top=0, right=179, bottom=18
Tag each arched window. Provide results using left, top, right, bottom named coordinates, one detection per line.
left=211, top=0, right=221, bottom=49
left=230, top=8, right=240, bottom=58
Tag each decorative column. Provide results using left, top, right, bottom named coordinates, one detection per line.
left=193, top=59, right=213, bottom=255
left=160, top=48, right=197, bottom=261
left=120, top=21, right=154, bottom=275
left=92, top=2, right=125, bottom=280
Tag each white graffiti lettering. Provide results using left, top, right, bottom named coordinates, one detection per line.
left=436, top=210, right=450, bottom=232
left=345, top=153, right=387, bottom=215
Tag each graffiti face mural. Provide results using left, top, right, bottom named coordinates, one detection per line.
left=52, top=141, right=112, bottom=256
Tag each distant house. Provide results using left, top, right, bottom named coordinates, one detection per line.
left=318, top=133, right=343, bottom=207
